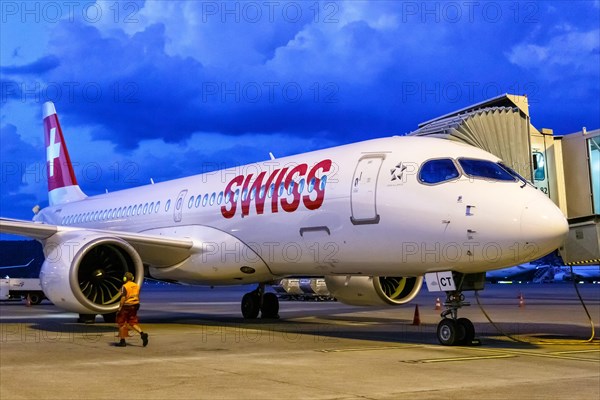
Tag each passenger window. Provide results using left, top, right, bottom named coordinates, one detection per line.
left=188, top=196, right=194, bottom=209
left=202, top=194, right=209, bottom=206
left=419, top=159, right=460, bottom=184
left=320, top=176, right=327, bottom=191
left=298, top=179, right=305, bottom=193
left=155, top=201, right=161, bottom=213
left=459, top=158, right=515, bottom=181
left=195, top=195, right=202, bottom=208
left=165, top=200, right=171, bottom=212
left=210, top=193, right=216, bottom=206
left=217, top=191, right=223, bottom=204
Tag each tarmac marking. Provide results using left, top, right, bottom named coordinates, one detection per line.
left=467, top=347, right=600, bottom=363
left=292, top=316, right=378, bottom=326
left=318, top=344, right=422, bottom=353
left=549, top=349, right=600, bottom=355
left=403, top=354, right=516, bottom=363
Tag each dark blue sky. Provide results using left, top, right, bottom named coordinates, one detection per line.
left=1, top=1, right=599, bottom=223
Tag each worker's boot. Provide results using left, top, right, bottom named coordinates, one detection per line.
left=116, top=339, right=126, bottom=347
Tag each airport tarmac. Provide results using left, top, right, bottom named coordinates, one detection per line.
left=1, top=283, right=599, bottom=400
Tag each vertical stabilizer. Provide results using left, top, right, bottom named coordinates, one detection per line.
left=43, top=102, right=87, bottom=205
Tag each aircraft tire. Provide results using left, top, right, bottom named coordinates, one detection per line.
left=261, top=293, right=279, bottom=319
left=456, top=318, right=475, bottom=345
left=27, top=293, right=43, bottom=305
left=77, top=314, right=96, bottom=324
left=437, top=318, right=459, bottom=346
left=241, top=292, right=260, bottom=319
left=102, top=312, right=117, bottom=323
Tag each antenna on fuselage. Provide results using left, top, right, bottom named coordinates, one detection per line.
left=269, top=152, right=276, bottom=160
left=150, top=178, right=155, bottom=184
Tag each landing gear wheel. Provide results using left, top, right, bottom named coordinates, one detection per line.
left=437, top=318, right=459, bottom=346
left=27, top=294, right=42, bottom=305
left=261, top=293, right=280, bottom=319
left=102, top=312, right=117, bottom=323
left=77, top=314, right=96, bottom=324
left=241, top=292, right=260, bottom=319
left=456, top=318, right=475, bottom=345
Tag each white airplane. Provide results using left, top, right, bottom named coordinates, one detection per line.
left=0, top=102, right=568, bottom=345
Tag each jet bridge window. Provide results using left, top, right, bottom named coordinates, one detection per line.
left=458, top=158, right=515, bottom=182
left=419, top=158, right=460, bottom=184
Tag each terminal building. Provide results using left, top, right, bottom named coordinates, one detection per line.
left=409, top=93, right=600, bottom=266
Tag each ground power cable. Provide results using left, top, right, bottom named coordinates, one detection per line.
left=475, top=268, right=598, bottom=345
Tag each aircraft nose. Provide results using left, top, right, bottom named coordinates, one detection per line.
left=520, top=198, right=569, bottom=257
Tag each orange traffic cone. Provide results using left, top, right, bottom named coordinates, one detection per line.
left=412, top=304, right=421, bottom=325
left=435, top=297, right=442, bottom=310
left=518, top=292, right=525, bottom=308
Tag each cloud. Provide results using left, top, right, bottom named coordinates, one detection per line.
left=0, top=55, right=60, bottom=75
left=0, top=124, right=46, bottom=219
left=507, top=29, right=600, bottom=77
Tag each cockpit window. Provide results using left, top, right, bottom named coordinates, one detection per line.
left=419, top=158, right=460, bottom=184
left=459, top=158, right=515, bottom=181
left=499, top=162, right=532, bottom=187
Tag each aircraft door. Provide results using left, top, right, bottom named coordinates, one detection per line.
left=174, top=189, right=188, bottom=223
left=350, top=154, right=385, bottom=225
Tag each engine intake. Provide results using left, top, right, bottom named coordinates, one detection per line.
left=40, top=232, right=143, bottom=314
left=324, top=276, right=423, bottom=306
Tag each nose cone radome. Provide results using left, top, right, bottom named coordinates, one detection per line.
left=520, top=198, right=569, bottom=259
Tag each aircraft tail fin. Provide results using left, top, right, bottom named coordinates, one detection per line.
left=43, top=102, right=87, bottom=206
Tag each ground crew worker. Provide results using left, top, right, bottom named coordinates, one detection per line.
left=116, top=272, right=148, bottom=347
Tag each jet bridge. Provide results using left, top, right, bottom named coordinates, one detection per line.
left=408, top=93, right=599, bottom=266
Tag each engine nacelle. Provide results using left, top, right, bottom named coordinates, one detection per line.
left=40, top=231, right=144, bottom=314
left=324, top=276, right=423, bottom=306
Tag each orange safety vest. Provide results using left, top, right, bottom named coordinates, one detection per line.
left=122, top=281, right=140, bottom=305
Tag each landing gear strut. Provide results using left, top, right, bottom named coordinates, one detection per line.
left=436, top=291, right=476, bottom=346
left=241, top=284, right=279, bottom=319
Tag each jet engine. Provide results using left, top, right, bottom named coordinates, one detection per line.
left=324, top=276, right=423, bottom=306
left=39, top=231, right=143, bottom=314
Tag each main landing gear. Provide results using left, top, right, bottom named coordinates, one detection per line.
left=436, top=291, right=476, bottom=346
left=241, top=284, right=280, bottom=319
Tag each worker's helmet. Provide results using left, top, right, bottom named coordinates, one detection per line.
left=123, top=272, right=135, bottom=282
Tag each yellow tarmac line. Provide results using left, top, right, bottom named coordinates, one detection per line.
left=467, top=347, right=600, bottom=363
left=319, top=345, right=422, bottom=353
left=549, top=349, right=600, bottom=355
left=403, top=354, right=515, bottom=363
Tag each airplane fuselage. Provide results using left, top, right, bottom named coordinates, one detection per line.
left=34, top=136, right=566, bottom=285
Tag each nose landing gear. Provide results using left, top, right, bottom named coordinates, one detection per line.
left=436, top=291, right=476, bottom=346
left=432, top=272, right=485, bottom=346
left=241, top=284, right=280, bottom=319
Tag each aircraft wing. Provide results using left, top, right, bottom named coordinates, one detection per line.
left=0, top=218, right=194, bottom=267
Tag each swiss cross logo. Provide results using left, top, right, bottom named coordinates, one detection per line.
left=46, top=127, right=61, bottom=177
